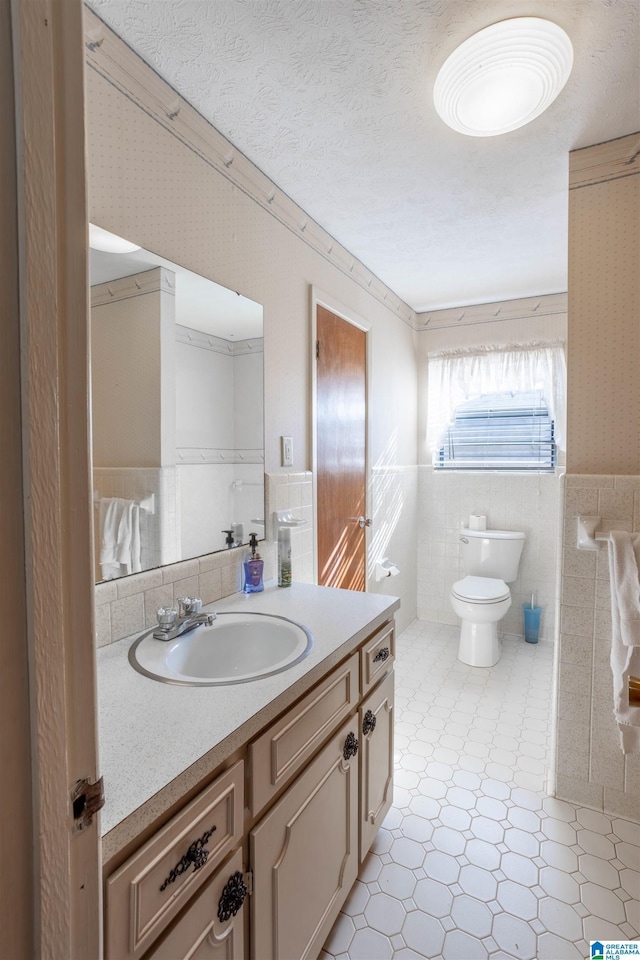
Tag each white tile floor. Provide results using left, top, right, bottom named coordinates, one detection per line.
left=322, top=620, right=640, bottom=960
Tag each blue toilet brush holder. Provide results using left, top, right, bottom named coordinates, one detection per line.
left=522, top=602, right=542, bottom=644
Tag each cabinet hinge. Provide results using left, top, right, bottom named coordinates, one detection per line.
left=243, top=869, right=254, bottom=896
left=71, top=776, right=105, bottom=832
left=316, top=339, right=320, bottom=359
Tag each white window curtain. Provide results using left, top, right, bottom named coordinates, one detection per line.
left=426, top=340, right=567, bottom=456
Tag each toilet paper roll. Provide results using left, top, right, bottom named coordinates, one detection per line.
left=469, top=514, right=487, bottom=531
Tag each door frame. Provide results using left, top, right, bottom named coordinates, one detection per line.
left=310, top=286, right=372, bottom=587
left=12, top=0, right=102, bottom=955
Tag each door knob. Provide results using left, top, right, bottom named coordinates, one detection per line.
left=358, top=516, right=372, bottom=529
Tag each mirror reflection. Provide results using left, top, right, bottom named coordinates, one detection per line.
left=89, top=232, right=264, bottom=583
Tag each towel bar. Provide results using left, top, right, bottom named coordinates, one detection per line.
left=630, top=676, right=640, bottom=707
left=576, top=516, right=633, bottom=550
left=93, top=491, right=155, bottom=515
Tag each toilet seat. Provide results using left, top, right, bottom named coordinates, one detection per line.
left=451, top=575, right=510, bottom=603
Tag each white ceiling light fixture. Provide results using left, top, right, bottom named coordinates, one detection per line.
left=89, top=223, right=141, bottom=253
left=434, top=17, right=573, bottom=137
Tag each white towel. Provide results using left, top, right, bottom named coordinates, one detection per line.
left=99, top=498, right=141, bottom=580
left=608, top=531, right=640, bottom=753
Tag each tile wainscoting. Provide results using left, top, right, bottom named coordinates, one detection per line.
left=555, top=474, right=640, bottom=821
left=416, top=468, right=562, bottom=642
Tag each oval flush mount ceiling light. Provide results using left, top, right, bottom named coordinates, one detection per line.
left=434, top=17, right=573, bottom=137
left=89, top=223, right=141, bottom=253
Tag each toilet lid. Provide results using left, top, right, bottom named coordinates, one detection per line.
left=452, top=576, right=510, bottom=603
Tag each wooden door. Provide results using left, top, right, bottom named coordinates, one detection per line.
left=316, top=305, right=367, bottom=590
left=250, top=717, right=359, bottom=960
left=359, top=671, right=395, bottom=861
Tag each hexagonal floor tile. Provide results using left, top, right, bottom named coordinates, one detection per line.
left=402, top=911, right=445, bottom=955
left=538, top=897, right=584, bottom=941
left=378, top=863, right=416, bottom=900
left=458, top=864, right=498, bottom=901
left=413, top=877, right=454, bottom=918
left=496, top=879, right=538, bottom=921
left=389, top=836, right=426, bottom=870
left=492, top=913, right=537, bottom=960
left=432, top=825, right=466, bottom=856
left=580, top=882, right=628, bottom=925
left=450, top=894, right=493, bottom=937
left=538, top=866, right=580, bottom=904
left=423, top=850, right=460, bottom=885
left=363, top=892, right=406, bottom=937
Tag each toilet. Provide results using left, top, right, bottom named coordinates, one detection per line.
left=450, top=528, right=525, bottom=667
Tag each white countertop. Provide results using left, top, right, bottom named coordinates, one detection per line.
left=97, top=582, right=399, bottom=859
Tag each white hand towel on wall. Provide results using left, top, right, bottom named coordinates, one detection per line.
left=608, top=530, right=640, bottom=753
left=99, top=498, right=141, bottom=580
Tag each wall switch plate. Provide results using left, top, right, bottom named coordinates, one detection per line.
left=281, top=436, right=293, bottom=467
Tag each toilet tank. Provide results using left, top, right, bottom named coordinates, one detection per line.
left=459, top=528, right=525, bottom=582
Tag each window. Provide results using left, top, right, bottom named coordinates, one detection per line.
left=426, top=341, right=566, bottom=471
left=437, top=390, right=556, bottom=471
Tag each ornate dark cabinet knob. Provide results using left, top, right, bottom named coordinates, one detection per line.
left=362, top=709, right=377, bottom=736
left=343, top=731, right=359, bottom=760
left=159, top=826, right=217, bottom=891
left=218, top=871, right=248, bottom=922
left=373, top=646, right=390, bottom=663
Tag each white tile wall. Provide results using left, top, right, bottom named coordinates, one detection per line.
left=555, top=474, right=640, bottom=821
left=417, top=468, right=562, bottom=641
left=265, top=471, right=314, bottom=584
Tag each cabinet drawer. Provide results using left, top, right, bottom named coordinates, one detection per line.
left=249, top=652, right=359, bottom=816
left=105, top=761, right=244, bottom=960
left=360, top=620, right=395, bottom=695
left=147, top=848, right=246, bottom=960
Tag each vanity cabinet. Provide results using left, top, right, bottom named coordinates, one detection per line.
left=105, top=762, right=244, bottom=960
left=146, top=849, right=246, bottom=960
left=250, top=716, right=360, bottom=960
left=103, top=616, right=395, bottom=960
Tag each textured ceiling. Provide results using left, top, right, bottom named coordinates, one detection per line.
left=85, top=0, right=640, bottom=312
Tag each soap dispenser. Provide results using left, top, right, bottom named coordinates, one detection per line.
left=243, top=533, right=264, bottom=594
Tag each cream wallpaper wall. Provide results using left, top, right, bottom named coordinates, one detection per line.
left=567, top=133, right=640, bottom=475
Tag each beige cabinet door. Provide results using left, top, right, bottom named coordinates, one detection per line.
left=250, top=717, right=360, bottom=960
left=147, top=849, right=246, bottom=960
left=360, top=670, right=395, bottom=861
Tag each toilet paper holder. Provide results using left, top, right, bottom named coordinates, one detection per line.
left=375, top=558, right=399, bottom=581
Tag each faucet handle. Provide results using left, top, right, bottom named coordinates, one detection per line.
left=156, top=606, right=178, bottom=629
left=177, top=597, right=202, bottom=617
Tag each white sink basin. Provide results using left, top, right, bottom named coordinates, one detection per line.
left=129, top=612, right=314, bottom=685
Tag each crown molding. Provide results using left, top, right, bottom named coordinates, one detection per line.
left=84, top=8, right=417, bottom=330
left=417, top=292, right=567, bottom=332
left=175, top=325, right=263, bottom=356
left=90, top=265, right=173, bottom=307
left=569, top=132, right=640, bottom=189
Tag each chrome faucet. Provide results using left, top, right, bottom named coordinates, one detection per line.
left=153, top=597, right=216, bottom=641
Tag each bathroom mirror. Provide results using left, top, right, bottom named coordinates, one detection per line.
left=90, top=236, right=264, bottom=583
